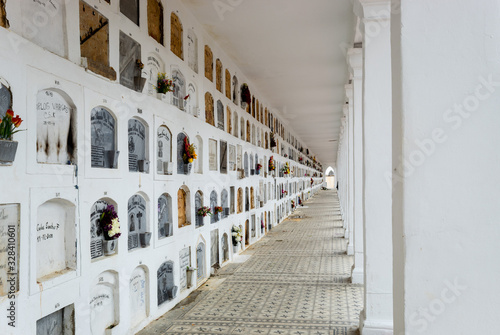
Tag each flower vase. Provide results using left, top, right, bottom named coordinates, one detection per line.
left=232, top=243, right=239, bottom=253
left=183, top=162, right=192, bottom=174
left=157, top=92, right=172, bottom=103
left=103, top=239, right=117, bottom=256
left=186, top=268, right=196, bottom=288
left=0, top=140, right=18, bottom=164
left=139, top=232, right=152, bottom=247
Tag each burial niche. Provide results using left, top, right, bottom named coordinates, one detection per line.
left=37, top=89, right=77, bottom=164
left=233, top=111, right=238, bottom=137
left=187, top=29, right=198, bottom=73
left=209, top=139, right=217, bottom=171
left=157, top=125, right=172, bottom=175
left=0, top=204, right=19, bottom=297
left=220, top=141, right=227, bottom=174
left=176, top=132, right=189, bottom=175
left=194, top=135, right=203, bottom=174
left=147, top=0, right=163, bottom=45
left=178, top=247, right=190, bottom=290
left=217, top=100, right=224, bottom=130
left=204, top=45, right=213, bottom=81
left=225, top=69, right=231, bottom=99
left=227, top=106, right=232, bottom=134
left=221, top=189, right=229, bottom=218
left=37, top=199, right=76, bottom=282
left=91, top=107, right=117, bottom=169
left=177, top=186, right=191, bottom=228
left=245, top=220, right=249, bottom=246
left=171, top=66, right=186, bottom=110
left=158, top=194, right=173, bottom=238
left=128, top=194, right=148, bottom=251
left=186, top=83, right=198, bottom=116
left=210, top=229, right=219, bottom=269
left=250, top=187, right=255, bottom=209
left=245, top=187, right=249, bottom=212
left=121, top=0, right=139, bottom=25
left=228, top=144, right=235, bottom=172
left=119, top=31, right=141, bottom=91
left=210, top=191, right=218, bottom=224
left=130, top=266, right=148, bottom=328
left=230, top=187, right=235, bottom=214
left=90, top=199, right=118, bottom=260
left=216, top=59, right=223, bottom=92
left=244, top=152, right=248, bottom=177
left=171, top=12, right=183, bottom=60
left=157, top=261, right=177, bottom=305
left=232, top=75, right=239, bottom=105
left=240, top=117, right=244, bottom=139
left=145, top=53, right=164, bottom=96
left=222, top=233, right=229, bottom=262
left=80, top=1, right=115, bottom=80
left=196, top=242, right=206, bottom=282
left=205, top=92, right=214, bottom=126
left=195, top=191, right=204, bottom=228
left=90, top=271, right=119, bottom=334
left=237, top=188, right=243, bottom=214
left=36, top=304, right=74, bottom=335
left=128, top=118, right=148, bottom=173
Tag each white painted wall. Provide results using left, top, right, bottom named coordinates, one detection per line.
left=0, top=1, right=324, bottom=334
left=393, top=1, right=500, bottom=333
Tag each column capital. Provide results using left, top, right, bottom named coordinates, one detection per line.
left=354, top=0, right=391, bottom=21
left=348, top=48, right=363, bottom=79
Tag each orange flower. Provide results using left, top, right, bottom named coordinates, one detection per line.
left=6, top=109, right=14, bottom=118
left=12, top=115, right=22, bottom=128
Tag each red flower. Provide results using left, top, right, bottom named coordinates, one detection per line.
left=6, top=109, right=14, bottom=118
left=12, top=115, right=22, bottom=128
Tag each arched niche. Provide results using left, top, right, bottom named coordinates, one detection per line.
left=36, top=89, right=77, bottom=164
left=216, top=59, right=223, bottom=92
left=90, top=271, right=119, bottom=334
left=210, top=190, right=218, bottom=224
left=129, top=266, right=148, bottom=328
left=240, top=117, right=245, bottom=140
left=244, top=220, right=250, bottom=246
left=252, top=124, right=256, bottom=145
left=233, top=111, right=239, bottom=137
left=250, top=187, right=255, bottom=209
left=232, top=75, right=239, bottom=105
left=221, top=189, right=229, bottom=218
left=246, top=120, right=251, bottom=142
left=249, top=154, right=254, bottom=175
left=176, top=132, right=189, bottom=175
left=237, top=188, right=243, bottom=214
left=128, top=118, right=148, bottom=173
left=145, top=53, right=165, bottom=96
left=187, top=29, right=198, bottom=73
left=195, top=191, right=204, bottom=228
left=90, top=198, right=118, bottom=260
left=205, top=92, right=214, bottom=126
left=217, top=100, right=224, bottom=130
left=244, top=153, right=249, bottom=177
left=194, top=135, right=203, bottom=174
left=157, top=261, right=177, bottom=305
left=147, top=0, right=163, bottom=44
left=91, top=107, right=118, bottom=169
left=157, top=125, right=172, bottom=175
left=128, top=194, right=149, bottom=250
left=265, top=132, right=269, bottom=149
left=170, top=12, right=183, bottom=60
left=221, top=233, right=229, bottom=262
left=171, top=66, right=186, bottom=111
left=226, top=106, right=232, bottom=134
left=245, top=187, right=249, bottom=212
left=186, top=82, right=198, bottom=117
left=36, top=198, right=76, bottom=282
left=196, top=242, right=206, bottom=282
left=225, top=69, right=231, bottom=100
left=204, top=45, right=213, bottom=81
left=178, top=186, right=191, bottom=228
left=158, top=194, right=173, bottom=238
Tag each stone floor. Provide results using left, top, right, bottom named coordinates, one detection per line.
left=138, top=190, right=362, bottom=335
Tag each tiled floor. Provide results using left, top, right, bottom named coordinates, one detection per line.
left=138, top=190, right=362, bottom=335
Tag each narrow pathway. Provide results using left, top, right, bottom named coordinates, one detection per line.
left=139, top=190, right=362, bottom=335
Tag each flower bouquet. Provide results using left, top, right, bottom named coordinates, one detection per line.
left=214, top=206, right=223, bottom=214
left=197, top=206, right=212, bottom=217
left=183, top=137, right=197, bottom=164
left=232, top=225, right=243, bottom=246
left=156, top=73, right=174, bottom=94
left=99, top=204, right=120, bottom=255
left=0, top=109, right=24, bottom=163
left=269, top=156, right=275, bottom=171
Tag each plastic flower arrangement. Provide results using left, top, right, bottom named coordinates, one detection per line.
left=183, top=137, right=197, bottom=163
left=298, top=156, right=303, bottom=162
left=281, top=162, right=290, bottom=175
left=0, top=109, right=24, bottom=140
left=214, top=206, right=223, bottom=214
left=291, top=200, right=295, bottom=208
left=269, top=156, right=275, bottom=171
left=156, top=72, right=174, bottom=94
left=232, top=225, right=243, bottom=245
left=136, top=59, right=144, bottom=70
left=282, top=190, right=288, bottom=195
left=197, top=206, right=212, bottom=217
left=100, top=204, right=121, bottom=240
left=256, top=163, right=262, bottom=171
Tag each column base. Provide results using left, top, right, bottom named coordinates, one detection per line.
left=359, top=310, right=394, bottom=335
left=351, top=267, right=363, bottom=284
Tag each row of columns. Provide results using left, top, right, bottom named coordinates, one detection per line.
left=336, top=0, right=394, bottom=334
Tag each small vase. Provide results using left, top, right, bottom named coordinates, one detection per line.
left=139, top=232, right=152, bottom=247
left=157, top=92, right=171, bottom=102
left=103, top=239, right=117, bottom=256
left=184, top=162, right=192, bottom=174
left=0, top=140, right=18, bottom=163
left=138, top=160, right=150, bottom=173
left=232, top=243, right=239, bottom=253
left=186, top=268, right=196, bottom=288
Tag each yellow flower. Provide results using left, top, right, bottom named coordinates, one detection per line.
left=188, top=158, right=193, bottom=163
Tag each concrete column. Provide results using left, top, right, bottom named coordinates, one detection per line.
left=346, top=84, right=355, bottom=255
left=355, top=0, right=393, bottom=334
left=348, top=47, right=364, bottom=284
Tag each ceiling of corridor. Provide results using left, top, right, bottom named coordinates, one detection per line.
left=182, top=0, right=355, bottom=169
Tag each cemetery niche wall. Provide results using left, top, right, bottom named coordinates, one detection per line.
left=91, top=107, right=118, bottom=169
left=157, top=261, right=177, bottom=305
left=158, top=194, right=173, bottom=238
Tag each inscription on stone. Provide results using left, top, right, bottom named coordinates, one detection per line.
left=157, top=261, right=176, bottom=305
left=119, top=31, right=141, bottom=91
left=209, top=139, right=217, bottom=171
left=220, top=141, right=227, bottom=174
left=128, top=119, right=146, bottom=172
left=128, top=194, right=146, bottom=250
left=179, top=247, right=190, bottom=290
left=91, top=107, right=116, bottom=168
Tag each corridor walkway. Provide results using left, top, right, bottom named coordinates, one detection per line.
left=139, top=190, right=362, bottom=335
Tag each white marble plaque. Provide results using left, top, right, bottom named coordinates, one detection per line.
left=128, top=119, right=146, bottom=172
left=209, top=139, right=217, bottom=171
left=157, top=126, right=172, bottom=174
left=179, top=247, right=190, bottom=291
left=129, top=267, right=147, bottom=327
left=228, top=145, right=236, bottom=171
